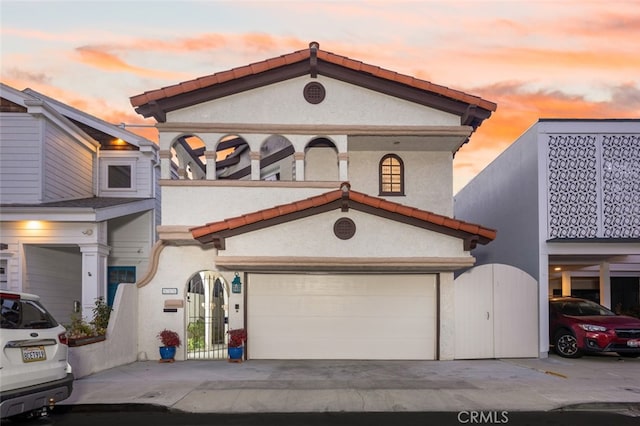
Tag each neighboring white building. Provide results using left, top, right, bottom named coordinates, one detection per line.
left=0, top=83, right=160, bottom=324
left=455, top=118, right=640, bottom=357
left=130, top=42, right=499, bottom=361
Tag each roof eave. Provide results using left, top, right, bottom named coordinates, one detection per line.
left=130, top=47, right=496, bottom=126
left=190, top=188, right=496, bottom=250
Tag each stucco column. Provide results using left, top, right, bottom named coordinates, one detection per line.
left=439, top=272, right=455, bottom=360
left=79, top=243, right=110, bottom=320
left=294, top=152, right=305, bottom=181
left=205, top=150, right=217, bottom=180
left=250, top=151, right=261, bottom=180
left=159, top=150, right=172, bottom=180
left=338, top=152, right=349, bottom=182
left=599, top=262, right=611, bottom=308
left=561, top=271, right=572, bottom=297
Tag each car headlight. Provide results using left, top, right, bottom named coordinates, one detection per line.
left=578, top=324, right=607, bottom=332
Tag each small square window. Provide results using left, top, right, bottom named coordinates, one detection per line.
left=108, top=165, right=132, bottom=188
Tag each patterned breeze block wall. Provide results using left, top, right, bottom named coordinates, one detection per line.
left=547, top=134, right=640, bottom=239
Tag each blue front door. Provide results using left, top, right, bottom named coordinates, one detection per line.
left=107, top=266, right=136, bottom=307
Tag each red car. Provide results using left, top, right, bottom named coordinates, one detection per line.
left=549, top=297, right=640, bottom=358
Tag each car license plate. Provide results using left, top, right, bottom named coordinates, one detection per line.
left=22, top=346, right=47, bottom=362
left=627, top=340, right=640, bottom=348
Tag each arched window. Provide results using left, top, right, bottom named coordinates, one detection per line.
left=379, top=154, right=404, bottom=196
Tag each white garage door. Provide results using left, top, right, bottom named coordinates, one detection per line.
left=247, top=273, right=437, bottom=359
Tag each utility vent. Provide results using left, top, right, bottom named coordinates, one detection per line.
left=334, top=217, right=356, bottom=240
left=303, top=82, right=326, bottom=104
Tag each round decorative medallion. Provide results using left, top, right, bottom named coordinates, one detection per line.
left=334, top=217, right=356, bottom=240
left=303, top=82, right=326, bottom=104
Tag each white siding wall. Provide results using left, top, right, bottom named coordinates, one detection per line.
left=0, top=221, right=100, bottom=292
left=0, top=114, right=42, bottom=203
left=98, top=152, right=155, bottom=198
left=23, top=245, right=82, bottom=325
left=43, top=121, right=94, bottom=202
left=108, top=211, right=153, bottom=274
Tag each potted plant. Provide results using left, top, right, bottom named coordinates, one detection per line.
left=227, top=328, right=246, bottom=361
left=65, top=297, right=112, bottom=346
left=157, top=329, right=181, bottom=362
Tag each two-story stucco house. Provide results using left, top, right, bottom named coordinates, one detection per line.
left=455, top=119, right=640, bottom=356
left=0, top=83, right=160, bottom=324
left=129, top=42, right=497, bottom=361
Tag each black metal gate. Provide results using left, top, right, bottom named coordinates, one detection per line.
left=186, top=272, right=228, bottom=359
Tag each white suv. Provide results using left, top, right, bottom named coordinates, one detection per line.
left=1, top=291, right=74, bottom=419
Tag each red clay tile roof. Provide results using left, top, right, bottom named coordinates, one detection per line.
left=130, top=44, right=497, bottom=113
left=190, top=184, right=496, bottom=249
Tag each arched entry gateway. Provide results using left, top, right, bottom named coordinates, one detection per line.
left=186, top=271, right=229, bottom=359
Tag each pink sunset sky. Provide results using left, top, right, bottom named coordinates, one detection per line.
left=2, top=0, right=639, bottom=192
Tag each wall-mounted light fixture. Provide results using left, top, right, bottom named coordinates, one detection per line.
left=231, top=272, right=242, bottom=294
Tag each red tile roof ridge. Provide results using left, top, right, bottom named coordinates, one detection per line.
left=130, top=44, right=496, bottom=112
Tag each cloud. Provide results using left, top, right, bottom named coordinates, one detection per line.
left=74, top=45, right=190, bottom=80
left=0, top=27, right=81, bottom=43
left=610, top=82, right=640, bottom=109
left=3, top=68, right=51, bottom=84
left=452, top=79, right=640, bottom=192
left=475, top=47, right=640, bottom=71
left=550, top=9, right=640, bottom=40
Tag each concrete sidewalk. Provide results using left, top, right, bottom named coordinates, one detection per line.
left=62, top=354, right=640, bottom=415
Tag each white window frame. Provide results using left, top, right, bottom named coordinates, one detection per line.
left=101, top=158, right=137, bottom=192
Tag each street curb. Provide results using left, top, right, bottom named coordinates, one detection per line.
left=554, top=402, right=640, bottom=416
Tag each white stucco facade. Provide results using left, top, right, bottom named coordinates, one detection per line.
left=132, top=44, right=497, bottom=361
left=167, top=76, right=461, bottom=127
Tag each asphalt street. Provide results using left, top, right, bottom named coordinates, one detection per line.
left=6, top=407, right=640, bottom=426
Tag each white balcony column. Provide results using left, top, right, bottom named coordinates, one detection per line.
left=338, top=152, right=349, bottom=182
left=294, top=152, right=305, bottom=181
left=332, top=134, right=349, bottom=182
left=205, top=150, right=217, bottom=180
left=561, top=271, right=572, bottom=297
left=79, top=243, right=110, bottom=321
left=250, top=151, right=261, bottom=180
left=599, top=262, right=611, bottom=308
left=159, top=150, right=172, bottom=180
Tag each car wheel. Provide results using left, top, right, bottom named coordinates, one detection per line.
left=618, top=353, right=640, bottom=358
left=554, top=330, right=582, bottom=358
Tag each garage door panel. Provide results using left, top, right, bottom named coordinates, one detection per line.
left=250, top=278, right=428, bottom=296
left=250, top=332, right=435, bottom=359
left=250, top=295, right=434, bottom=317
left=248, top=274, right=436, bottom=360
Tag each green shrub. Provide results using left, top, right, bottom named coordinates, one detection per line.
left=187, top=319, right=205, bottom=351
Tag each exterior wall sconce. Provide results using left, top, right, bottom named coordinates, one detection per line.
left=232, top=272, right=242, bottom=294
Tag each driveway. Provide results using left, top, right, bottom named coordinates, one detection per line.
left=63, top=354, right=640, bottom=414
